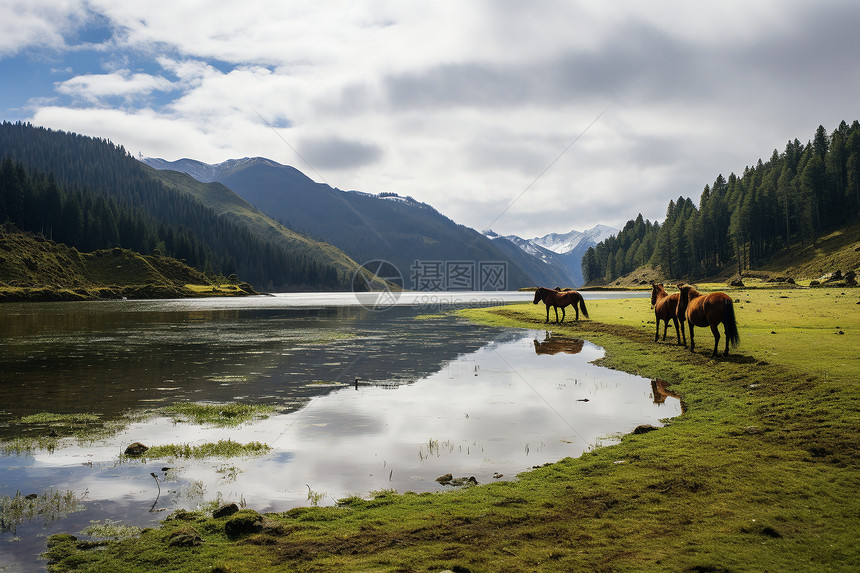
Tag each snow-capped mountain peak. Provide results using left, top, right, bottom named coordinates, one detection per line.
left=528, top=225, right=617, bottom=255
left=489, top=224, right=619, bottom=287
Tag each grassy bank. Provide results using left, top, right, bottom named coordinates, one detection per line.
left=0, top=229, right=257, bottom=302
left=44, top=288, right=859, bottom=572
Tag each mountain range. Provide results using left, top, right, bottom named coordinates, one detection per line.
left=490, top=226, right=619, bottom=286
left=0, top=122, right=375, bottom=291
left=144, top=157, right=615, bottom=289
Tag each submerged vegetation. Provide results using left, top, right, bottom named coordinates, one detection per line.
left=1, top=403, right=277, bottom=455
left=42, top=287, right=859, bottom=572
left=162, top=403, right=276, bottom=427
left=1, top=490, right=84, bottom=534
left=131, top=440, right=271, bottom=460
left=1, top=411, right=132, bottom=455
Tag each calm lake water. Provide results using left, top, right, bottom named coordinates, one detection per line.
left=0, top=291, right=676, bottom=572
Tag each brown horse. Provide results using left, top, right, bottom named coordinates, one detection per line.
left=533, top=287, right=589, bottom=323
left=650, top=283, right=686, bottom=346
left=676, top=284, right=739, bottom=356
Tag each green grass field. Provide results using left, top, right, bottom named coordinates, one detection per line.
left=43, top=287, right=860, bottom=572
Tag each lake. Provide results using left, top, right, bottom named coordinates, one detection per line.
left=0, top=291, right=678, bottom=572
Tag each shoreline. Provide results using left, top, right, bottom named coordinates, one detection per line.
left=25, top=291, right=860, bottom=571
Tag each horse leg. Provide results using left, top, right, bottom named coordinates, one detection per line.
left=545, top=304, right=550, bottom=323
left=723, top=324, right=730, bottom=356
left=680, top=321, right=687, bottom=346
left=558, top=306, right=564, bottom=323
left=672, top=317, right=680, bottom=345
left=655, top=318, right=660, bottom=342
left=710, top=324, right=721, bottom=357
left=688, top=325, right=695, bottom=353
left=662, top=319, right=669, bottom=341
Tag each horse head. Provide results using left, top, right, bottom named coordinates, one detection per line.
left=675, top=283, right=700, bottom=317
left=650, top=283, right=664, bottom=307
left=533, top=288, right=543, bottom=304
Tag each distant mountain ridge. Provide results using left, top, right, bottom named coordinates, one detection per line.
left=529, top=225, right=618, bottom=255
left=143, top=156, right=571, bottom=290
left=486, top=225, right=619, bottom=287
left=143, top=157, right=285, bottom=184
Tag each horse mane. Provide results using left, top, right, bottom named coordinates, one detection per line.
left=677, top=283, right=701, bottom=301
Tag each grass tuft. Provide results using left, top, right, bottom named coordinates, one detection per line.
left=161, top=403, right=275, bottom=427
left=128, top=440, right=271, bottom=460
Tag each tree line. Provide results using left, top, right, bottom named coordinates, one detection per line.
left=583, top=121, right=860, bottom=283
left=0, top=122, right=343, bottom=290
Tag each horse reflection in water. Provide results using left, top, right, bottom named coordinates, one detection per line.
left=650, top=379, right=683, bottom=408
left=533, top=333, right=585, bottom=355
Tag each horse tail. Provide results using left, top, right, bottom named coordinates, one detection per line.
left=578, top=294, right=589, bottom=319
left=723, top=299, right=739, bottom=347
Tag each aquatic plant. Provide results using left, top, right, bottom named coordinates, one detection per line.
left=215, top=465, right=242, bottom=483
left=2, top=409, right=156, bottom=454
left=306, top=485, right=326, bottom=507
left=127, top=440, right=270, bottom=460
left=0, top=490, right=84, bottom=534
left=0, top=436, right=60, bottom=455
left=161, top=403, right=275, bottom=427
left=17, top=413, right=101, bottom=425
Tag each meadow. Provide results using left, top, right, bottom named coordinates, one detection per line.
left=43, top=285, right=860, bottom=572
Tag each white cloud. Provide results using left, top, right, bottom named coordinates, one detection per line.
left=55, top=70, right=174, bottom=103
left=0, top=0, right=86, bottom=56
left=6, top=0, right=860, bottom=237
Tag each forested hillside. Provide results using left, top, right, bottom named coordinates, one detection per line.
left=0, top=122, right=356, bottom=290
left=0, top=227, right=256, bottom=302
left=146, top=157, right=539, bottom=289
left=583, top=121, right=860, bottom=283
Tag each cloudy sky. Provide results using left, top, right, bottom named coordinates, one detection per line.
left=2, top=1, right=859, bottom=239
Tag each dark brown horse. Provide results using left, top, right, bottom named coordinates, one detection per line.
left=676, top=284, right=739, bottom=356
left=650, top=283, right=686, bottom=346
left=533, top=287, right=589, bottom=323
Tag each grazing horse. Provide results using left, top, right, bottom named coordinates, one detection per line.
left=650, top=283, right=686, bottom=346
left=532, top=287, right=589, bottom=324
left=676, top=284, right=739, bottom=357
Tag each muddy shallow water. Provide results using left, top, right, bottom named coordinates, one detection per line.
left=0, top=291, right=673, bottom=571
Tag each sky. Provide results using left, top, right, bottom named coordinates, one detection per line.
left=2, top=0, right=860, bottom=239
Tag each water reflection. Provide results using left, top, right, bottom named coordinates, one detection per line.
left=533, top=332, right=585, bottom=355
left=651, top=379, right=684, bottom=409
left=0, top=294, right=663, bottom=572
left=6, top=332, right=679, bottom=517
left=0, top=304, right=512, bottom=433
